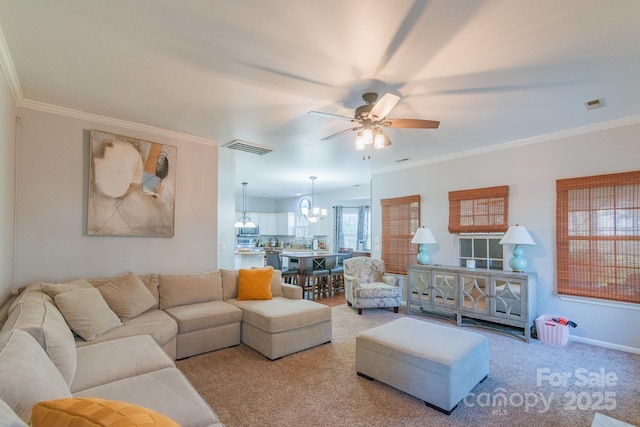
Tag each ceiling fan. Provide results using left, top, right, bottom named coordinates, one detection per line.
left=309, top=92, right=439, bottom=149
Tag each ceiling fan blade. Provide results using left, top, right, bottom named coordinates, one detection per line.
left=308, top=111, right=357, bottom=122
left=321, top=126, right=361, bottom=141
left=381, top=118, right=440, bottom=129
left=382, top=130, right=392, bottom=147
left=370, top=93, right=400, bottom=120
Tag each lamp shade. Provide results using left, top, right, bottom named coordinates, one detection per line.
left=499, top=225, right=535, bottom=246
left=411, top=227, right=437, bottom=244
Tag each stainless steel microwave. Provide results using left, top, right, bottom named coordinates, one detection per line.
left=237, top=226, right=260, bottom=236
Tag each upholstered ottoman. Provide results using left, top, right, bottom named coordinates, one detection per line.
left=356, top=317, right=489, bottom=414
left=229, top=298, right=332, bottom=360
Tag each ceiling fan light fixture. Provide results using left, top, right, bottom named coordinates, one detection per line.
left=355, top=132, right=365, bottom=150
left=374, top=129, right=385, bottom=149
left=363, top=128, right=373, bottom=145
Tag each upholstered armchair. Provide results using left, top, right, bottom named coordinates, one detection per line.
left=343, top=257, right=402, bottom=314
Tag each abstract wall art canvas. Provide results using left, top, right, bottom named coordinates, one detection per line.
left=88, top=130, right=177, bottom=237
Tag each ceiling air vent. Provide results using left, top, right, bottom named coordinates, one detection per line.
left=223, top=139, right=274, bottom=155
left=584, top=98, right=605, bottom=111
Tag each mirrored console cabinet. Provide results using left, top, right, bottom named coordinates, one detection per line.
left=407, top=264, right=537, bottom=342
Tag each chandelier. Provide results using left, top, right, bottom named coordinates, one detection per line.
left=301, top=176, right=327, bottom=223
left=234, top=182, right=256, bottom=227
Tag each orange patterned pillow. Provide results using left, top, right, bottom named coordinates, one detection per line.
left=237, top=268, right=273, bottom=300
left=32, top=397, right=179, bottom=427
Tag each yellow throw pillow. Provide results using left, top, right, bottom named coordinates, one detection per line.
left=237, top=268, right=273, bottom=300
left=32, top=397, right=179, bottom=427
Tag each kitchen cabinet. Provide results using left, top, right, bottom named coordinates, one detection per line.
left=235, top=211, right=295, bottom=236
left=258, top=212, right=276, bottom=235
left=276, top=212, right=295, bottom=235
left=242, top=212, right=275, bottom=235
left=407, top=264, right=537, bottom=342
left=234, top=251, right=265, bottom=269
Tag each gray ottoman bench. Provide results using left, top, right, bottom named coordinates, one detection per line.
left=356, top=317, right=489, bottom=414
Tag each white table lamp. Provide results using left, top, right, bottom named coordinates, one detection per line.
left=411, top=227, right=437, bottom=265
left=499, top=224, right=535, bottom=272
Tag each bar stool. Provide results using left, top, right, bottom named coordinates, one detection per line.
left=329, top=250, right=352, bottom=296
left=302, top=258, right=330, bottom=300
left=265, top=251, right=299, bottom=285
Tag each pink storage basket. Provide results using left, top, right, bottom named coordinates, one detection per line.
left=535, top=315, right=569, bottom=345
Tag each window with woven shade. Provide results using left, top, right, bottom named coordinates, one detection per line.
left=556, top=171, right=640, bottom=304
left=381, top=195, right=420, bottom=275
left=448, top=186, right=509, bottom=233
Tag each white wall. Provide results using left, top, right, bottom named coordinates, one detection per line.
left=372, top=121, right=640, bottom=352
left=217, top=146, right=236, bottom=270
left=0, top=68, right=16, bottom=301
left=13, top=108, right=220, bottom=285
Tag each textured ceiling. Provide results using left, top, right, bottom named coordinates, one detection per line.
left=1, top=0, right=639, bottom=198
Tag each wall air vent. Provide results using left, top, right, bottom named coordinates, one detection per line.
left=223, top=139, right=274, bottom=155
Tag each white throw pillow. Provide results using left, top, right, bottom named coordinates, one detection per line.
left=54, top=288, right=122, bottom=341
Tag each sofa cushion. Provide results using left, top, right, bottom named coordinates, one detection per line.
left=229, top=297, right=332, bottom=333
left=8, top=289, right=54, bottom=314
left=221, top=268, right=283, bottom=300
left=54, top=288, right=122, bottom=341
left=158, top=271, right=223, bottom=309
left=238, top=268, right=273, bottom=300
left=164, top=300, right=243, bottom=334
left=31, top=397, right=179, bottom=427
left=41, top=279, right=93, bottom=298
left=1, top=293, right=77, bottom=387
left=97, top=272, right=157, bottom=322
left=220, top=269, right=239, bottom=300
left=0, top=330, right=72, bottom=424
left=72, top=335, right=176, bottom=393
left=352, top=282, right=403, bottom=299
left=74, top=309, right=177, bottom=351
left=73, top=368, right=221, bottom=427
left=0, top=398, right=28, bottom=427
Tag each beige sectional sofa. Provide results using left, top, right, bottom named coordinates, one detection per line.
left=0, top=267, right=332, bottom=426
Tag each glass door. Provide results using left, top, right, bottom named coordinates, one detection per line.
left=460, top=273, right=490, bottom=314
left=492, top=278, right=525, bottom=319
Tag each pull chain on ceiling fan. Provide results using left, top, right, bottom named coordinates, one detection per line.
left=309, top=92, right=440, bottom=150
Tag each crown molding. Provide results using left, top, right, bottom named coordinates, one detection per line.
left=18, top=98, right=218, bottom=146
left=373, top=114, right=640, bottom=176
left=0, top=25, right=24, bottom=105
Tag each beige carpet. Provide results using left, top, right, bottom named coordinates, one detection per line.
left=177, top=305, right=640, bottom=427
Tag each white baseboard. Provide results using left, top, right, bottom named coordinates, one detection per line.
left=569, top=335, right=640, bottom=355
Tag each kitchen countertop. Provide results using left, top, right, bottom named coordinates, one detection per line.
left=234, top=250, right=265, bottom=255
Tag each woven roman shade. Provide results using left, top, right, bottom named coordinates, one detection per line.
left=448, top=186, right=509, bottom=233
left=381, top=195, right=420, bottom=275
left=556, top=170, right=640, bottom=303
